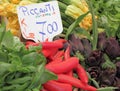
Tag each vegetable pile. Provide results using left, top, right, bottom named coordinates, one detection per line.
left=0, top=0, right=120, bottom=91
left=26, top=40, right=96, bottom=91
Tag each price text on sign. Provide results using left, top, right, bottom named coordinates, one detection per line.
left=17, top=1, right=63, bottom=42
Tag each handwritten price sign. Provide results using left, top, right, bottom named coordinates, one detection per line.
left=17, top=1, right=63, bottom=42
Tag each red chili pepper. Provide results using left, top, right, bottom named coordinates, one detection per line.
left=52, top=50, right=64, bottom=60
left=54, top=39, right=67, bottom=44
left=26, top=39, right=65, bottom=50
left=57, top=74, right=97, bottom=91
left=75, top=64, right=88, bottom=84
left=49, top=50, right=64, bottom=61
left=25, top=40, right=35, bottom=44
left=42, top=49, right=51, bottom=57
left=45, top=57, right=79, bottom=74
left=42, top=42, right=63, bottom=49
left=65, top=70, right=73, bottom=76
left=84, top=84, right=97, bottom=91
left=41, top=39, right=66, bottom=49
left=43, top=80, right=72, bottom=91
left=64, top=46, right=70, bottom=60
left=57, top=74, right=85, bottom=89
left=42, top=48, right=58, bottom=57
left=47, top=57, right=63, bottom=65
left=64, top=46, right=73, bottom=76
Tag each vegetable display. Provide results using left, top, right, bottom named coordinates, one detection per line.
left=0, top=0, right=120, bottom=91
left=26, top=39, right=97, bottom=91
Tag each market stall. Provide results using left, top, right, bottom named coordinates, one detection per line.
left=0, top=0, right=120, bottom=91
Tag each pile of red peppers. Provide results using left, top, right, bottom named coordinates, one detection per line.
left=26, top=39, right=97, bottom=91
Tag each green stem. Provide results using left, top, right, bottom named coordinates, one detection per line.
left=87, top=0, right=98, bottom=50
left=0, top=21, right=6, bottom=45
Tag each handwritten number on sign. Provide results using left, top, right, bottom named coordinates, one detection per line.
left=47, top=21, right=58, bottom=34
left=36, top=21, right=58, bottom=41
left=36, top=21, right=46, bottom=41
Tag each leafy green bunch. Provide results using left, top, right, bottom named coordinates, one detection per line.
left=90, top=0, right=120, bottom=38
left=0, top=22, right=57, bottom=91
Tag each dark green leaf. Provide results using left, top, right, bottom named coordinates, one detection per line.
left=8, top=53, right=22, bottom=66
left=7, top=76, right=32, bottom=84
left=0, top=50, right=8, bottom=62
left=28, top=62, right=45, bottom=89
left=28, top=44, right=42, bottom=52
left=2, top=82, right=30, bottom=91
left=1, top=31, right=14, bottom=49
left=12, top=36, right=26, bottom=52
left=39, top=69, right=57, bottom=84
left=16, top=66, right=36, bottom=73
left=1, top=84, right=20, bottom=91
left=22, top=52, right=46, bottom=66
left=0, top=62, right=13, bottom=76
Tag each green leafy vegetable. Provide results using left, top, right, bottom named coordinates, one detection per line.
left=0, top=23, right=57, bottom=91
left=39, top=69, right=58, bottom=84
left=91, top=0, right=120, bottom=37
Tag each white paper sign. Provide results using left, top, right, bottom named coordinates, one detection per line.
left=17, top=1, right=63, bottom=42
